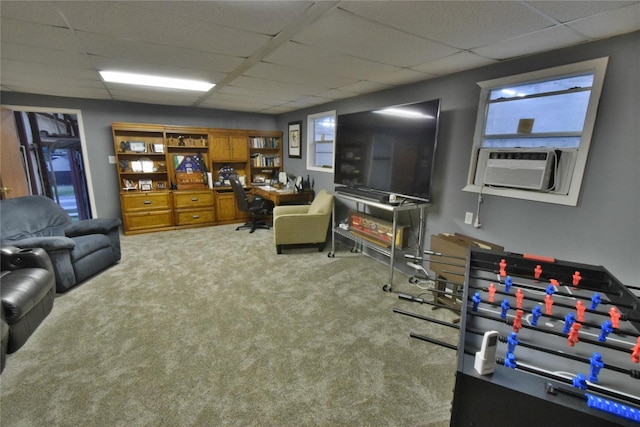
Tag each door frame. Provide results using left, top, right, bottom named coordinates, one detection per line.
left=3, top=104, right=97, bottom=217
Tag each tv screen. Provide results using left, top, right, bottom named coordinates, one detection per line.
left=334, top=99, right=441, bottom=203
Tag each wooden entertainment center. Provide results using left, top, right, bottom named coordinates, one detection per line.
left=112, top=122, right=283, bottom=235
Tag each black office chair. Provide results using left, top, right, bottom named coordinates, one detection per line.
left=229, top=176, right=274, bottom=233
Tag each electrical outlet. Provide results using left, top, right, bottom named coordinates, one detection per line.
left=108, top=156, right=116, bottom=164
left=464, top=212, right=474, bottom=225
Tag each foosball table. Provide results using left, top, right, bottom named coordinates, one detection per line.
left=450, top=249, right=640, bottom=426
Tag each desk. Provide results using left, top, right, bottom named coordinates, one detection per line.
left=254, top=186, right=314, bottom=205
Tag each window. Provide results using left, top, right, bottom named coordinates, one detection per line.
left=464, top=57, right=608, bottom=206
left=307, top=110, right=336, bottom=173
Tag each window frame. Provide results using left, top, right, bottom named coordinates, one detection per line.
left=463, top=57, right=608, bottom=206
left=306, top=110, right=336, bottom=173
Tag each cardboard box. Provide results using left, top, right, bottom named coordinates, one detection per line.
left=349, top=211, right=408, bottom=249
left=429, top=233, right=503, bottom=279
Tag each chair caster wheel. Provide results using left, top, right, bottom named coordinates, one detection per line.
left=409, top=276, right=418, bottom=284
left=382, top=284, right=392, bottom=292
left=328, top=252, right=334, bottom=258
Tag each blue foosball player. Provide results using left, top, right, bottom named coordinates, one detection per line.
left=590, top=292, right=602, bottom=310
left=589, top=352, right=604, bottom=383
left=507, top=332, right=519, bottom=354
left=598, top=320, right=614, bottom=342
left=531, top=305, right=542, bottom=326
left=573, top=373, right=588, bottom=390
left=472, top=292, right=481, bottom=311
left=500, top=299, right=510, bottom=319
left=562, top=312, right=575, bottom=334
left=505, top=352, right=517, bottom=369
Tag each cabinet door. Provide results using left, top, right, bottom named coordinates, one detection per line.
left=229, top=135, right=248, bottom=161
left=216, top=192, right=238, bottom=221
left=210, top=134, right=231, bottom=160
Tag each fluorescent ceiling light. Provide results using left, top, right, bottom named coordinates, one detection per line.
left=100, top=71, right=215, bottom=92
left=373, top=108, right=434, bottom=119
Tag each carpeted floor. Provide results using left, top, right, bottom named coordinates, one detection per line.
left=1, top=224, right=459, bottom=426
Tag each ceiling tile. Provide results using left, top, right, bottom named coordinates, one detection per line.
left=1, top=42, right=93, bottom=68
left=132, top=1, right=315, bottom=35
left=264, top=41, right=405, bottom=81
left=245, top=62, right=357, bottom=89
left=339, top=1, right=555, bottom=50
left=291, top=8, right=457, bottom=67
left=411, top=52, right=498, bottom=76
left=567, top=3, right=640, bottom=39
left=526, top=1, right=636, bottom=23
left=1, top=17, right=83, bottom=52
left=0, top=1, right=67, bottom=27
left=472, top=26, right=587, bottom=60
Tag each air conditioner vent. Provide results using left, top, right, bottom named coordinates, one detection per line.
left=475, top=149, right=554, bottom=191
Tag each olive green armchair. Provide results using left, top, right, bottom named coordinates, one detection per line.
left=273, top=189, right=333, bottom=254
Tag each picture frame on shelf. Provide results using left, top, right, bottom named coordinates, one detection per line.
left=151, top=143, right=165, bottom=153
left=139, top=179, right=153, bottom=191
left=288, top=121, right=302, bottom=158
left=156, top=181, right=167, bottom=190
left=128, top=141, right=147, bottom=152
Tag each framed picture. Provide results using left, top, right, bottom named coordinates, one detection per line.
left=139, top=179, right=152, bottom=191
left=288, top=121, right=302, bottom=158
left=128, top=141, right=147, bottom=152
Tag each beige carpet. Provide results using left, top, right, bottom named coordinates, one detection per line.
left=1, top=224, right=459, bottom=426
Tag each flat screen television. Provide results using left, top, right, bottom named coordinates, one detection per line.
left=334, top=99, right=441, bottom=203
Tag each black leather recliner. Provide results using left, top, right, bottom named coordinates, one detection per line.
left=1, top=246, right=56, bottom=372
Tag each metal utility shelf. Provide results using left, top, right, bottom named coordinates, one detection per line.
left=328, top=191, right=430, bottom=292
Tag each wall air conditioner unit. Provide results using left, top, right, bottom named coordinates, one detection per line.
left=474, top=148, right=555, bottom=191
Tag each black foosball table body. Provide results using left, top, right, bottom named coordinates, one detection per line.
left=450, top=249, right=640, bottom=427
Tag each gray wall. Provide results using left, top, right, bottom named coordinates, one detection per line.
left=2, top=32, right=638, bottom=283
left=277, top=31, right=639, bottom=284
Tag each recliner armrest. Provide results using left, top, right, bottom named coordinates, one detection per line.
left=3, top=236, right=75, bottom=252
left=1, top=246, right=54, bottom=274
left=65, top=218, right=122, bottom=237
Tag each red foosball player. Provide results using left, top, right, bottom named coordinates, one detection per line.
left=488, top=283, right=496, bottom=303
left=609, top=306, right=621, bottom=329
left=544, top=293, right=554, bottom=315
left=575, top=300, right=586, bottom=323
left=499, top=259, right=507, bottom=277
left=515, top=288, right=524, bottom=309
left=513, top=309, right=524, bottom=333
left=568, top=322, right=582, bottom=347
left=534, top=265, right=542, bottom=281
left=631, top=337, right=640, bottom=363
left=572, top=271, right=582, bottom=288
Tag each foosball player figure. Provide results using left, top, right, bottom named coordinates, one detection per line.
left=515, top=288, right=524, bottom=309
left=507, top=332, right=519, bottom=354
left=544, top=293, right=554, bottom=315
left=488, top=283, right=496, bottom=303
left=575, top=300, right=586, bottom=323
left=573, top=373, right=588, bottom=390
left=608, top=306, right=621, bottom=329
left=472, top=292, right=481, bottom=311
left=499, top=259, right=507, bottom=277
left=531, top=305, right=542, bottom=326
left=598, top=320, right=614, bottom=342
left=513, top=309, right=524, bottom=333
left=504, top=276, right=513, bottom=293
left=534, top=264, right=542, bottom=281
left=500, top=299, right=511, bottom=319
left=589, top=352, right=604, bottom=383
left=546, top=284, right=555, bottom=296
left=568, top=322, right=582, bottom=347
left=590, top=292, right=602, bottom=310
left=572, top=271, right=582, bottom=288
left=563, top=312, right=576, bottom=334
left=631, top=337, right=640, bottom=364
left=505, top=352, right=517, bottom=369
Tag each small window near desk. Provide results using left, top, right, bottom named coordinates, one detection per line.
left=307, top=110, right=336, bottom=173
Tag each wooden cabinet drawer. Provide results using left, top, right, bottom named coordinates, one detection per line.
left=121, top=192, right=171, bottom=211
left=174, top=208, right=215, bottom=226
left=124, top=210, right=173, bottom=231
left=173, top=191, right=214, bottom=209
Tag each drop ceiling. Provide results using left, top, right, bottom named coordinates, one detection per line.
left=1, top=1, right=639, bottom=115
